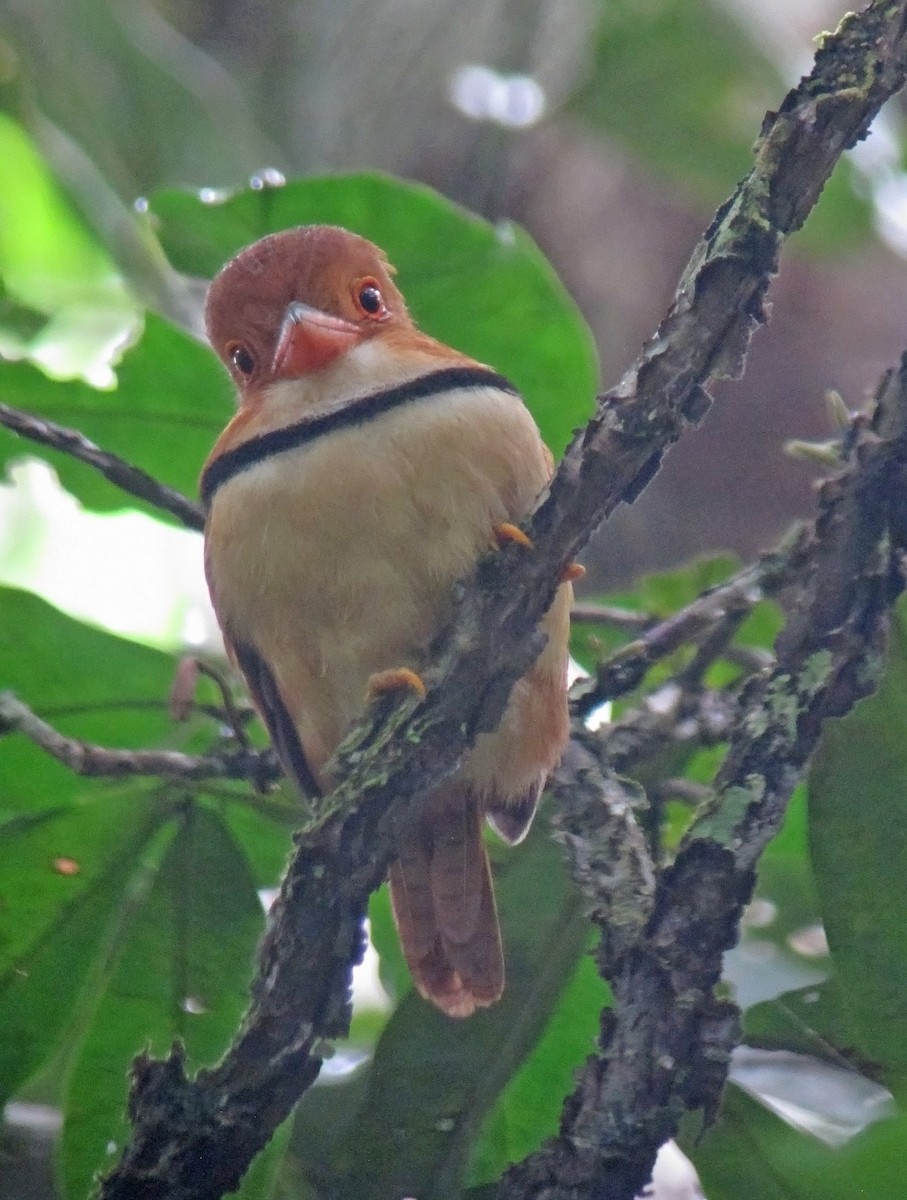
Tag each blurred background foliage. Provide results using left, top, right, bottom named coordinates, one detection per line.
left=2, top=0, right=907, bottom=1198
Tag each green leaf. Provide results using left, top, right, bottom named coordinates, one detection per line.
left=0, top=584, right=188, bottom=835
left=59, top=804, right=265, bottom=1200
left=688, top=1084, right=907, bottom=1200
left=0, top=114, right=137, bottom=379
left=0, top=588, right=282, bottom=1133
left=0, top=115, right=124, bottom=312
left=468, top=949, right=606, bottom=1187
left=0, top=279, right=46, bottom=341
left=0, top=589, right=175, bottom=983
left=0, top=314, right=228, bottom=521
left=300, top=823, right=590, bottom=1200
left=807, top=599, right=907, bottom=1089
left=0, top=588, right=297, bottom=1197
left=218, top=800, right=294, bottom=890
left=0, top=801, right=168, bottom=1107
left=368, top=883, right=410, bottom=1007
left=0, top=590, right=171, bottom=1109
left=148, top=172, right=597, bottom=456
left=0, top=586, right=177, bottom=731
left=636, top=555, right=740, bottom=616
left=745, top=981, right=862, bottom=1065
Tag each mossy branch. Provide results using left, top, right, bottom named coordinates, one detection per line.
left=92, top=3, right=907, bottom=1198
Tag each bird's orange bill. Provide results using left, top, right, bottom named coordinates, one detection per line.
left=272, top=302, right=361, bottom=378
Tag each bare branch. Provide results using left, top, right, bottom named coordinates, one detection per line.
left=0, top=690, right=278, bottom=786
left=573, top=529, right=810, bottom=713
left=596, top=684, right=739, bottom=776
left=570, top=603, right=651, bottom=630
left=0, top=402, right=205, bottom=531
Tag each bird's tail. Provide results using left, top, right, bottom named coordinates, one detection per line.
left=388, top=783, right=503, bottom=1018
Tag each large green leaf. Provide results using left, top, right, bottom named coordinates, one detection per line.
left=0, top=588, right=181, bottom=990
left=0, top=314, right=228, bottom=521
left=738, top=980, right=894, bottom=1148
left=2, top=629, right=186, bottom=847
left=60, top=804, right=265, bottom=1200
left=745, top=981, right=863, bottom=1066
left=0, top=800, right=167, bottom=1108
left=0, top=116, right=121, bottom=311
left=0, top=592, right=171, bottom=1113
left=368, top=882, right=410, bottom=1007
left=467, top=949, right=605, bottom=1187
left=689, top=1084, right=907, bottom=1200
left=295, top=824, right=590, bottom=1200
left=0, top=588, right=291, bottom=1198
left=807, top=599, right=907, bottom=1091
left=148, top=173, right=597, bottom=456
left=0, top=586, right=177, bottom=731
left=0, top=115, right=137, bottom=380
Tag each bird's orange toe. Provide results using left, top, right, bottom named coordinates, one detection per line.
left=560, top=560, right=586, bottom=583
left=493, top=522, right=534, bottom=550
left=367, top=667, right=427, bottom=700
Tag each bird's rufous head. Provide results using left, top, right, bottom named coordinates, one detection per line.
left=205, top=225, right=411, bottom=392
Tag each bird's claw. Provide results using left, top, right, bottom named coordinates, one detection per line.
left=560, top=561, right=586, bottom=583
left=494, top=522, right=534, bottom=550
left=367, top=667, right=427, bottom=700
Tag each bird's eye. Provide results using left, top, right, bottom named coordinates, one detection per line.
left=227, top=342, right=256, bottom=376
left=355, top=279, right=386, bottom=318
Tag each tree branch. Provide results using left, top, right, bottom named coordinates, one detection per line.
left=499, top=353, right=907, bottom=1200
left=570, top=603, right=651, bottom=630
left=573, top=527, right=810, bottom=714
left=0, top=402, right=205, bottom=531
left=0, top=690, right=279, bottom=787
left=594, top=682, right=739, bottom=776
left=81, top=2, right=907, bottom=1196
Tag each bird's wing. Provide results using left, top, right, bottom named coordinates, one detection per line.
left=230, top=636, right=323, bottom=798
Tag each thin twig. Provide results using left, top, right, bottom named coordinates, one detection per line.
left=594, top=684, right=739, bottom=774
left=0, top=402, right=205, bottom=531
left=675, top=607, right=750, bottom=689
left=724, top=644, right=774, bottom=674
left=649, top=778, right=714, bottom=806
left=194, top=660, right=252, bottom=747
left=0, top=690, right=278, bottom=787
left=573, top=529, right=809, bottom=714
left=570, top=603, right=652, bottom=630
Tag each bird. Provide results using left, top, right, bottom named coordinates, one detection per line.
left=201, top=225, right=573, bottom=1018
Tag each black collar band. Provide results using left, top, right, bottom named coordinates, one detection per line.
left=200, top=365, right=518, bottom=510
